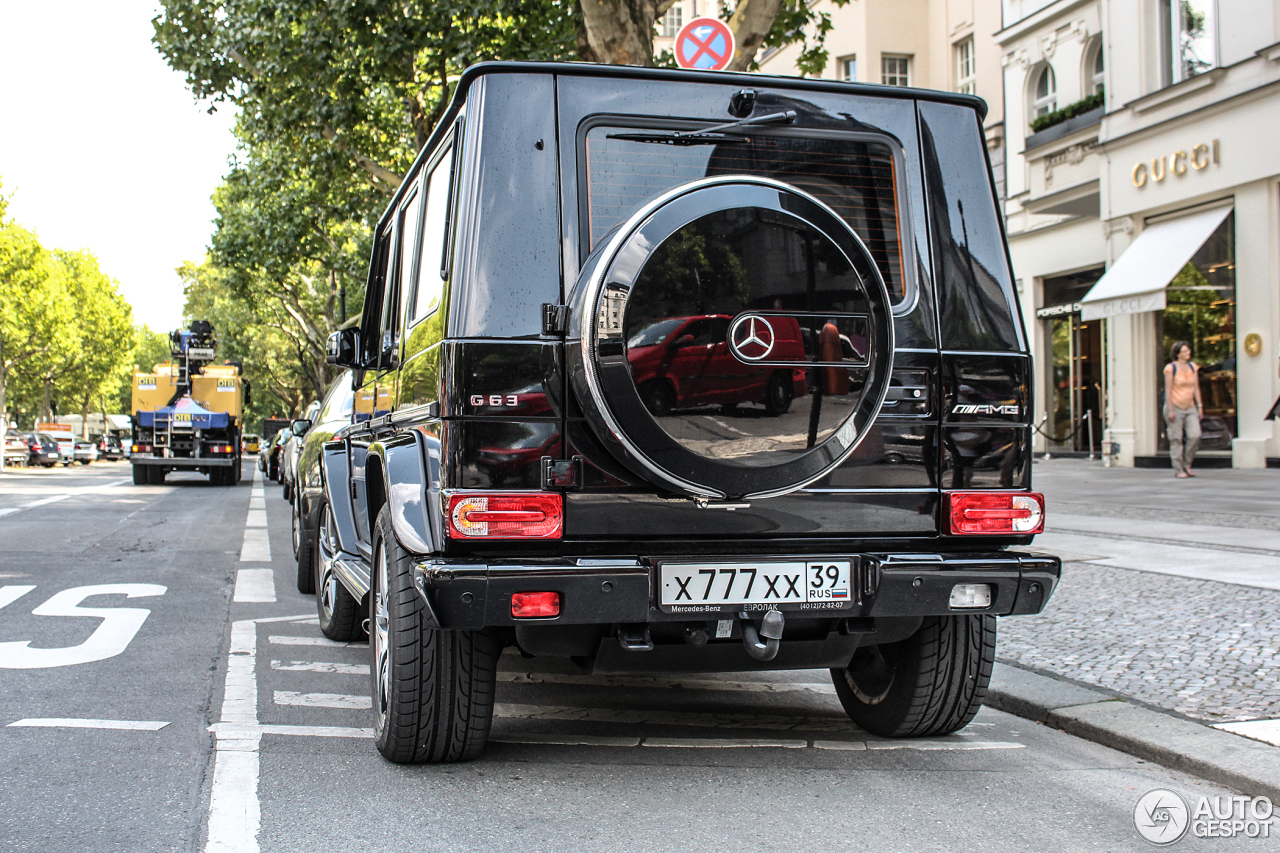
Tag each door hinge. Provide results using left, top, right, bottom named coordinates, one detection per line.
left=541, top=456, right=581, bottom=489
left=541, top=303, right=570, bottom=336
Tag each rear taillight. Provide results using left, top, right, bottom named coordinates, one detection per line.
left=946, top=491, right=1044, bottom=535
left=131, top=444, right=152, bottom=453
left=447, top=492, right=563, bottom=539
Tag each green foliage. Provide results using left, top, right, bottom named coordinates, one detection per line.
left=1029, top=90, right=1104, bottom=134
left=727, top=0, right=850, bottom=77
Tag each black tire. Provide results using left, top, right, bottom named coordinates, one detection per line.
left=830, top=614, right=996, bottom=738
left=131, top=464, right=146, bottom=485
left=147, top=466, right=165, bottom=485
left=370, top=505, right=500, bottom=764
left=639, top=380, right=676, bottom=416
left=294, top=496, right=316, bottom=594
left=315, top=502, right=362, bottom=641
left=764, top=371, right=794, bottom=416
left=282, top=479, right=291, bottom=502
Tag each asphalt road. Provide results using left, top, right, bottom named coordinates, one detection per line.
left=0, top=461, right=1270, bottom=852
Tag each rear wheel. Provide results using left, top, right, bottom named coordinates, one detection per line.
left=764, top=371, right=794, bottom=416
left=147, top=466, right=165, bottom=485
left=830, top=614, right=996, bottom=737
left=371, top=505, right=500, bottom=764
left=639, top=381, right=676, bottom=416
left=315, top=502, right=361, bottom=641
left=131, top=464, right=146, bottom=485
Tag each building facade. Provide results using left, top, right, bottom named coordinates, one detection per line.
left=1001, top=0, right=1280, bottom=468
left=755, top=0, right=1009, bottom=194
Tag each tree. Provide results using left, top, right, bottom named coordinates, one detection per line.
left=0, top=216, right=74, bottom=434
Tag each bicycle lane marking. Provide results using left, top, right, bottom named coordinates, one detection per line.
left=235, top=465, right=275, bottom=601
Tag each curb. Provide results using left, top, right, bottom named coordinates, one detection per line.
left=986, top=662, right=1280, bottom=801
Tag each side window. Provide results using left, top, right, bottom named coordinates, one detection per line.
left=361, top=231, right=395, bottom=366
left=319, top=373, right=355, bottom=423
left=381, top=186, right=421, bottom=347
left=412, top=145, right=454, bottom=323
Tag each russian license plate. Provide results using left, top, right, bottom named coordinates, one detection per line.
left=658, top=560, right=853, bottom=613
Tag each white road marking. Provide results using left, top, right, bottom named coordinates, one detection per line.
left=492, top=702, right=852, bottom=732
left=0, top=478, right=135, bottom=518
left=644, top=737, right=809, bottom=749
left=0, top=584, right=167, bottom=669
left=0, top=585, right=36, bottom=611
left=233, top=570, right=276, bottom=604
left=492, top=734, right=642, bottom=747
left=274, top=691, right=371, bottom=709
left=1214, top=719, right=1280, bottom=747
left=268, top=635, right=366, bottom=648
left=499, top=671, right=836, bottom=695
left=239, top=529, right=270, bottom=562
left=238, top=467, right=271, bottom=562
left=249, top=497, right=265, bottom=509
left=204, top=614, right=312, bottom=853
left=210, top=722, right=373, bottom=739
left=271, top=660, right=369, bottom=675
left=7, top=717, right=170, bottom=731
left=810, top=740, right=869, bottom=751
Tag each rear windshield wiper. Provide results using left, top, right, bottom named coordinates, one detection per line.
left=607, top=110, right=798, bottom=146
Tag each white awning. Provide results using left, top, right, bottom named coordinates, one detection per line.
left=1080, top=205, right=1232, bottom=321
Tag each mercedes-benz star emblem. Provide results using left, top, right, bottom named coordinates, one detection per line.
left=729, top=314, right=776, bottom=361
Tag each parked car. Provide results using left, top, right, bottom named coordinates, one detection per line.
left=259, top=429, right=287, bottom=480
left=25, top=433, right=62, bottom=467
left=280, top=400, right=320, bottom=502
left=3, top=430, right=28, bottom=467
left=72, top=440, right=98, bottom=465
left=307, top=61, right=1059, bottom=765
left=94, top=433, right=126, bottom=461
left=290, top=370, right=354, bottom=594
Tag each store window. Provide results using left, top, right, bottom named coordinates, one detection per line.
left=839, top=54, right=857, bottom=82
left=1032, top=64, right=1057, bottom=118
left=881, top=55, right=911, bottom=87
left=955, top=38, right=975, bottom=95
left=1156, top=211, right=1236, bottom=452
left=1039, top=269, right=1105, bottom=453
left=1163, top=0, right=1216, bottom=85
left=660, top=5, right=683, bottom=38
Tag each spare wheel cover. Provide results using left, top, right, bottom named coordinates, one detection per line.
left=571, top=176, right=894, bottom=500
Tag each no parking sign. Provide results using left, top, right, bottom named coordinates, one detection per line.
left=674, top=17, right=735, bottom=71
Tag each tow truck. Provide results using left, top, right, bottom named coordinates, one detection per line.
left=129, top=320, right=248, bottom=485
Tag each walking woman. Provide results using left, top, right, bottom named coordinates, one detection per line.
left=1163, top=341, right=1203, bottom=478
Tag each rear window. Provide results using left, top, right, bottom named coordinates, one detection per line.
left=582, top=124, right=911, bottom=304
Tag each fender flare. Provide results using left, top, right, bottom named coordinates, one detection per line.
left=368, top=431, right=443, bottom=556
left=321, top=438, right=361, bottom=555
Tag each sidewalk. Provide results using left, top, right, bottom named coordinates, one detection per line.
left=990, top=458, right=1280, bottom=793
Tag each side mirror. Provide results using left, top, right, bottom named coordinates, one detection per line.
left=327, top=328, right=359, bottom=367
left=673, top=334, right=696, bottom=348
left=291, top=419, right=312, bottom=437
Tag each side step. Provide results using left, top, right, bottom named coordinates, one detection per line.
left=330, top=552, right=371, bottom=600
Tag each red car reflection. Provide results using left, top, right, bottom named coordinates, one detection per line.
left=627, top=315, right=808, bottom=416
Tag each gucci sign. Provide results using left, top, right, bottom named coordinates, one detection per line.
left=1132, top=140, right=1219, bottom=187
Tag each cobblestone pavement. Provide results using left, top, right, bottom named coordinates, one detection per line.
left=1005, top=459, right=1280, bottom=723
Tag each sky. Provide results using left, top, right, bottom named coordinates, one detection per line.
left=0, top=1, right=238, bottom=331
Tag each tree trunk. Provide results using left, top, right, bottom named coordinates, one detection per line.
left=577, top=0, right=782, bottom=72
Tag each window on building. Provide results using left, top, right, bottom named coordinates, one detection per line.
left=1164, top=0, right=1216, bottom=84
left=660, top=5, right=683, bottom=39
left=1032, top=64, right=1057, bottom=118
left=881, top=55, right=911, bottom=87
left=955, top=38, right=975, bottom=94
left=1089, top=39, right=1105, bottom=94
left=838, top=55, right=857, bottom=82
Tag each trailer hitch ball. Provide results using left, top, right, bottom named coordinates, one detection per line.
left=739, top=610, right=784, bottom=661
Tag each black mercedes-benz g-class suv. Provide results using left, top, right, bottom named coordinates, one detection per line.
left=310, top=61, right=1060, bottom=765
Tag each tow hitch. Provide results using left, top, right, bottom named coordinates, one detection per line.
left=740, top=610, right=784, bottom=661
